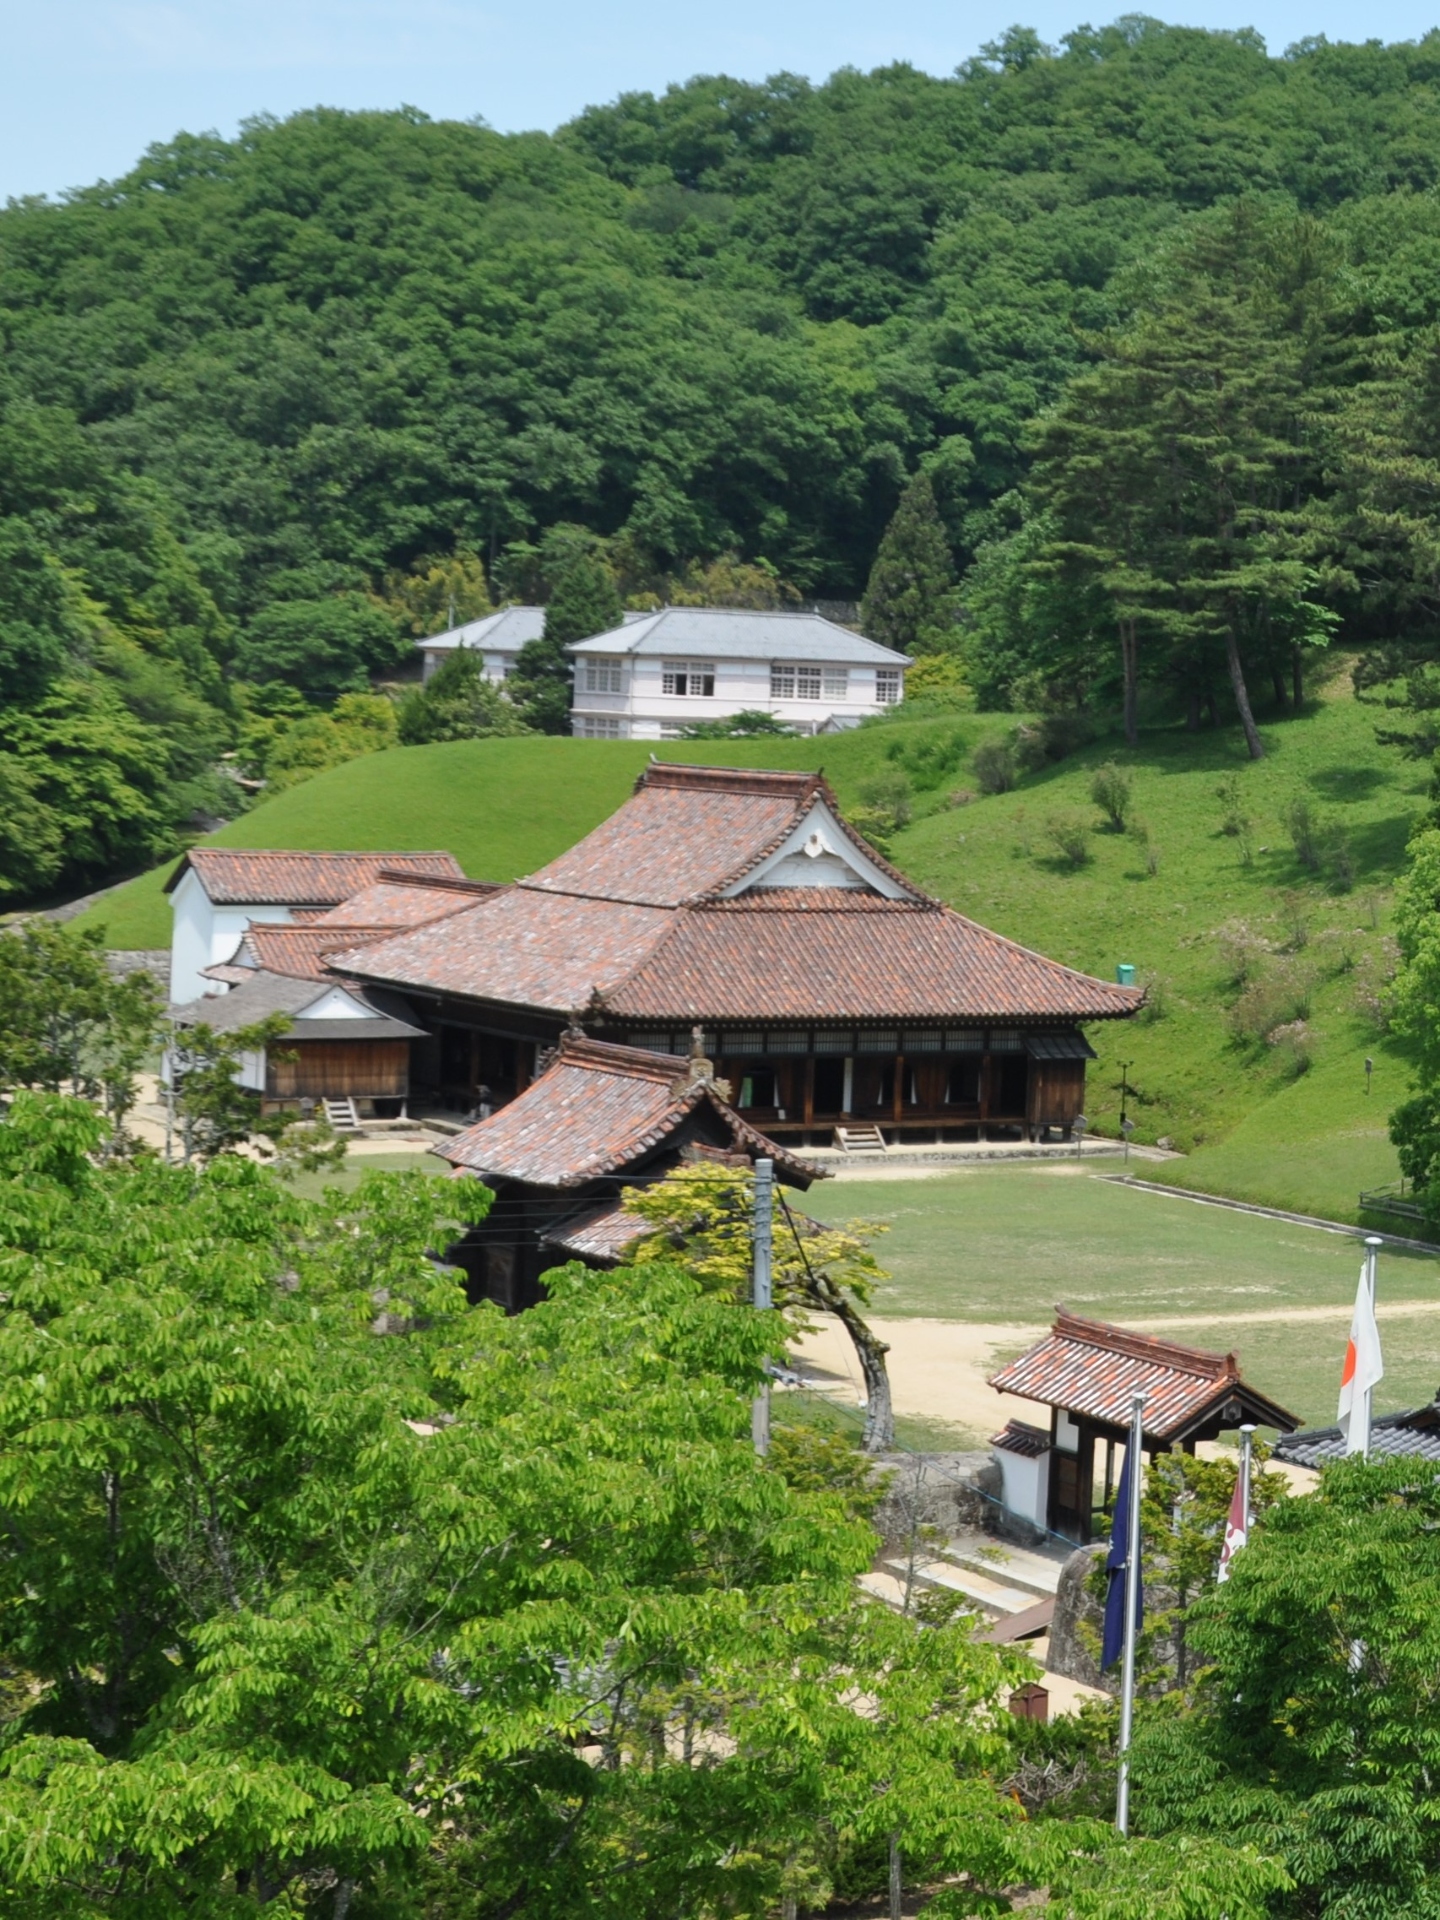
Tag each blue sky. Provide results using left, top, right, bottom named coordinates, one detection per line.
left=4, top=0, right=1439, bottom=203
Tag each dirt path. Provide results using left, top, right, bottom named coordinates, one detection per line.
left=792, top=1297, right=1440, bottom=1441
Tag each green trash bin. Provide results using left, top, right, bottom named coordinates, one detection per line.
left=1116, top=963, right=1136, bottom=986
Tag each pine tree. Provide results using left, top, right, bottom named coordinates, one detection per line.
left=860, top=471, right=956, bottom=656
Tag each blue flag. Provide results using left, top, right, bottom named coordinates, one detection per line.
left=1102, top=1452, right=1142, bottom=1671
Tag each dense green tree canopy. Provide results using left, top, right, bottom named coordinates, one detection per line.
left=13, top=24, right=1440, bottom=891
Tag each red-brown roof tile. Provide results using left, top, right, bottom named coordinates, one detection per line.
left=237, top=924, right=391, bottom=981
left=600, top=894, right=1142, bottom=1023
left=310, top=877, right=494, bottom=929
left=523, top=762, right=829, bottom=907
left=433, top=1034, right=820, bottom=1187
left=165, top=848, right=465, bottom=905
left=988, top=1310, right=1297, bottom=1441
left=540, top=1200, right=652, bottom=1264
left=331, top=890, right=673, bottom=1013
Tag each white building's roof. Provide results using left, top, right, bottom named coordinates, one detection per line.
left=568, top=606, right=911, bottom=665
left=416, top=606, right=546, bottom=654
left=418, top=605, right=652, bottom=655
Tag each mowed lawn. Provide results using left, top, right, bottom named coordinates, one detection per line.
left=804, top=1165, right=1440, bottom=1426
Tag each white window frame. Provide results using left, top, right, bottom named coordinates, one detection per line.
left=662, top=661, right=715, bottom=697
left=582, top=657, right=624, bottom=694
left=769, top=664, right=795, bottom=699
left=822, top=667, right=848, bottom=700
left=577, top=716, right=622, bottom=739
left=875, top=669, right=902, bottom=705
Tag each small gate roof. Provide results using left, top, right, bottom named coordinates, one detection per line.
left=989, top=1309, right=1297, bottom=1442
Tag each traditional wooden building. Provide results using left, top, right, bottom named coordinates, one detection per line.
left=336, top=763, right=1141, bottom=1143
left=169, top=970, right=428, bottom=1118
left=989, top=1310, right=1298, bottom=1543
left=434, top=1032, right=819, bottom=1312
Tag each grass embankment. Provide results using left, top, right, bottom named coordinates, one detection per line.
left=805, top=1165, right=1440, bottom=1427
left=76, top=720, right=1009, bottom=948
left=83, top=677, right=1424, bottom=1222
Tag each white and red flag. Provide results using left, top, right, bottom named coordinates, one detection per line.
left=1338, top=1263, right=1384, bottom=1457
left=1216, top=1471, right=1247, bottom=1584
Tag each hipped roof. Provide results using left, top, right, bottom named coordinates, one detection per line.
left=432, top=1034, right=820, bottom=1189
left=989, top=1309, right=1297, bottom=1442
left=569, top=605, right=911, bottom=666
left=171, top=971, right=425, bottom=1041
left=340, top=763, right=1141, bottom=1026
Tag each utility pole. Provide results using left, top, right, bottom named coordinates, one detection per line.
left=752, top=1156, right=773, bottom=1457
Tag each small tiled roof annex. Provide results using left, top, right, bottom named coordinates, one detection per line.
left=166, top=848, right=465, bottom=905
left=523, top=762, right=830, bottom=907
left=539, top=1200, right=652, bottom=1265
left=309, top=876, right=495, bottom=929
left=600, top=892, right=1142, bottom=1024
left=433, top=1034, right=819, bottom=1188
left=1274, top=1397, right=1440, bottom=1469
left=988, top=1310, right=1297, bottom=1441
left=236, top=924, right=391, bottom=981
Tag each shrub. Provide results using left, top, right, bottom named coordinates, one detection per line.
left=1328, top=828, right=1357, bottom=892
left=1214, top=919, right=1272, bottom=988
left=1283, top=796, right=1323, bottom=871
left=856, top=770, right=913, bottom=832
left=1014, top=709, right=1094, bottom=772
left=1045, top=813, right=1091, bottom=868
left=972, top=738, right=1017, bottom=795
left=1216, top=774, right=1249, bottom=838
left=1267, top=1020, right=1313, bottom=1076
left=1090, top=761, right=1132, bottom=832
left=1129, top=816, right=1159, bottom=876
left=1229, top=960, right=1313, bottom=1044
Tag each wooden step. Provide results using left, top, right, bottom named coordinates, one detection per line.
left=834, top=1123, right=887, bottom=1154
left=322, top=1097, right=362, bottom=1132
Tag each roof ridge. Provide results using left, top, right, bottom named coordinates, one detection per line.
left=373, top=869, right=491, bottom=893
left=1053, top=1308, right=1237, bottom=1380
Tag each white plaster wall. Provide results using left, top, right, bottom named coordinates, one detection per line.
left=169, top=869, right=297, bottom=1004
left=994, top=1447, right=1051, bottom=1528
left=570, top=654, right=906, bottom=739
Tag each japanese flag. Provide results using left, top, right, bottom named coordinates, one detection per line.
left=1338, top=1264, right=1383, bottom=1456
left=1216, top=1472, right=1246, bottom=1584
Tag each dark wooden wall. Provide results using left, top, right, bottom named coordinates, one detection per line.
left=268, top=1040, right=409, bottom=1099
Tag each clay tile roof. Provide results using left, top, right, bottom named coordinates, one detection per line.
left=600, top=896, right=1142, bottom=1023
left=232, top=924, right=394, bottom=981
left=539, top=1200, right=652, bottom=1264
left=332, top=890, right=672, bottom=1013
left=166, top=848, right=465, bottom=905
left=992, top=1420, right=1052, bottom=1458
left=310, top=876, right=496, bottom=929
left=433, top=1034, right=820, bottom=1188
left=521, top=761, right=827, bottom=907
left=1274, top=1396, right=1440, bottom=1469
left=988, top=1309, right=1298, bottom=1441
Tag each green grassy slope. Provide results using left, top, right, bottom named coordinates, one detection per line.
left=886, top=680, right=1423, bottom=1219
left=74, top=718, right=1006, bottom=948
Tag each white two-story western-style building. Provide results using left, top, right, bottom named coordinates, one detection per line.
left=567, top=608, right=910, bottom=739
left=417, top=606, right=546, bottom=683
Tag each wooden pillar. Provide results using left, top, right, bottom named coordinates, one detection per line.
left=803, top=1056, right=815, bottom=1128
left=892, top=1054, right=905, bottom=1126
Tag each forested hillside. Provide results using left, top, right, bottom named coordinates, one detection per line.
left=9, top=19, right=1440, bottom=896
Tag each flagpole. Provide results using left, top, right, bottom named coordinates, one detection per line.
left=1115, top=1390, right=1146, bottom=1837
left=1238, top=1421, right=1255, bottom=1533
left=1362, top=1236, right=1382, bottom=1462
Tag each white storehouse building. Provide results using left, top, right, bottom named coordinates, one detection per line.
left=567, top=608, right=910, bottom=739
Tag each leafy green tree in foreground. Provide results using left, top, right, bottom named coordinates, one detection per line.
left=860, top=470, right=958, bottom=658
left=0, top=1096, right=1281, bottom=1917
left=1134, top=1455, right=1440, bottom=1919
left=0, top=922, right=162, bottom=1138
left=169, top=1010, right=295, bottom=1162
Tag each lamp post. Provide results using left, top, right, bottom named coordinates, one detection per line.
left=1073, top=1113, right=1088, bottom=1161
left=1121, top=1115, right=1135, bottom=1170
left=1118, top=1060, right=1133, bottom=1129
